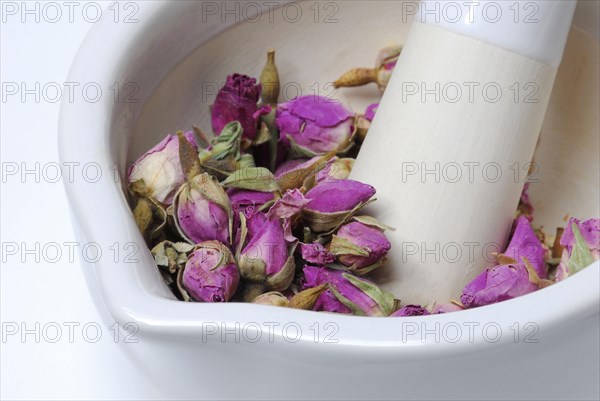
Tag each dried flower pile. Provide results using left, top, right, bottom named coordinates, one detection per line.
left=127, top=47, right=599, bottom=316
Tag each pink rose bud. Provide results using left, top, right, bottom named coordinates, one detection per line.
left=302, top=179, right=376, bottom=232
left=174, top=173, right=232, bottom=245
left=127, top=131, right=197, bottom=205
left=555, top=218, right=599, bottom=281
left=302, top=266, right=397, bottom=316
left=182, top=241, right=239, bottom=302
left=211, top=74, right=270, bottom=141
left=329, top=221, right=391, bottom=275
left=460, top=216, right=548, bottom=308
left=390, top=305, right=430, bottom=317
left=238, top=213, right=296, bottom=291
left=228, top=188, right=274, bottom=220
left=460, top=262, right=539, bottom=308
left=276, top=95, right=355, bottom=156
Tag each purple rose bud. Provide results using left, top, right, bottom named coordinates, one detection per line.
left=127, top=132, right=197, bottom=205
left=460, top=262, right=538, bottom=308
left=238, top=213, right=296, bottom=291
left=364, top=103, right=379, bottom=122
left=228, top=188, right=274, bottom=219
left=276, top=95, right=355, bottom=156
left=211, top=74, right=270, bottom=141
left=301, top=242, right=335, bottom=265
left=460, top=216, right=549, bottom=307
left=503, top=216, right=547, bottom=278
left=555, top=218, right=599, bottom=281
left=390, top=305, right=430, bottom=317
left=329, top=221, right=391, bottom=275
left=303, top=180, right=376, bottom=232
left=302, top=266, right=396, bottom=316
left=174, top=173, right=232, bottom=245
left=305, top=180, right=375, bottom=213
left=182, top=241, right=239, bottom=302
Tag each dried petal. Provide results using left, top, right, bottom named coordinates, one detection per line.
left=182, top=241, right=239, bottom=302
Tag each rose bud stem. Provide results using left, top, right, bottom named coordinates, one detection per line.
left=334, top=68, right=377, bottom=88
left=260, top=48, right=281, bottom=107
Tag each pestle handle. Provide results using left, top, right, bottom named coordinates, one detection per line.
left=350, top=0, right=576, bottom=305
left=421, top=0, right=576, bottom=68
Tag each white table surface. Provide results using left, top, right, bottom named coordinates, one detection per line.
left=0, top=2, right=158, bottom=399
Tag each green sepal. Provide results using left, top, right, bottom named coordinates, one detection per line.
left=567, top=223, right=595, bottom=274
left=222, top=167, right=280, bottom=192
left=329, top=235, right=369, bottom=257
left=342, top=273, right=397, bottom=316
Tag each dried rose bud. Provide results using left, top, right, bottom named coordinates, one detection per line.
left=276, top=95, right=355, bottom=157
left=302, top=266, right=397, bottom=316
left=211, top=74, right=270, bottom=141
left=460, top=262, right=539, bottom=308
left=555, top=218, right=599, bottom=281
left=127, top=132, right=197, bottom=205
left=391, top=305, right=430, bottom=317
left=252, top=291, right=289, bottom=307
left=334, top=45, right=401, bottom=91
left=300, top=242, right=335, bottom=265
left=174, top=173, right=232, bottom=245
left=316, top=157, right=354, bottom=183
left=182, top=241, right=239, bottom=302
left=329, top=221, right=391, bottom=275
left=228, top=189, right=274, bottom=219
left=259, top=49, right=280, bottom=107
left=461, top=216, right=548, bottom=307
left=302, top=179, right=376, bottom=232
left=237, top=213, right=296, bottom=291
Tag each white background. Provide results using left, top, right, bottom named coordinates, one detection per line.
left=1, top=1, right=157, bottom=399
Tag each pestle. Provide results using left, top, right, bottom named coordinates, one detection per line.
left=350, top=0, right=576, bottom=305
